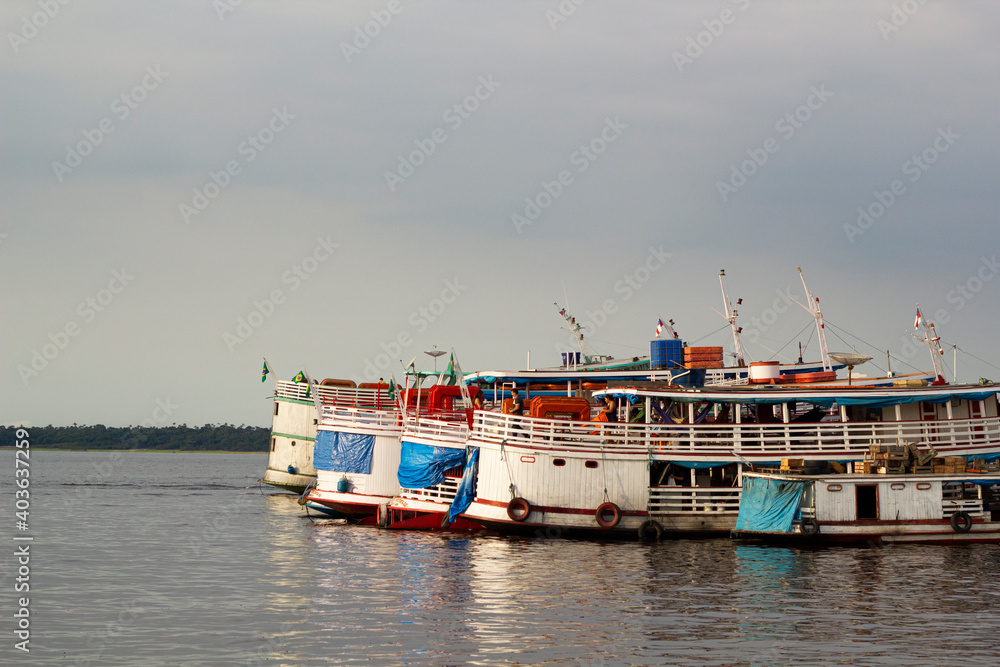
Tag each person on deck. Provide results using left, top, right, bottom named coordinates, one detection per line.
left=601, top=396, right=618, bottom=422
left=509, top=387, right=524, bottom=415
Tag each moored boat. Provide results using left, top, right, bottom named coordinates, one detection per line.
left=457, top=380, right=1000, bottom=538
left=732, top=468, right=1000, bottom=544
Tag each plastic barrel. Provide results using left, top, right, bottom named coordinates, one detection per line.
left=650, top=339, right=668, bottom=369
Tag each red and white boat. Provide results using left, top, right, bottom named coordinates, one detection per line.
left=457, top=380, right=1000, bottom=538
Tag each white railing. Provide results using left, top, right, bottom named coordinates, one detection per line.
left=943, top=498, right=985, bottom=517
left=403, top=413, right=470, bottom=446
left=471, top=411, right=1000, bottom=459
left=320, top=405, right=402, bottom=432
left=648, top=486, right=742, bottom=514
left=275, top=380, right=395, bottom=410
left=400, top=477, right=461, bottom=503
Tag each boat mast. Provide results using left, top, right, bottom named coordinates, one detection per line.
left=555, top=302, right=591, bottom=364
left=718, top=270, right=746, bottom=367
left=911, top=304, right=946, bottom=382
left=790, top=267, right=832, bottom=372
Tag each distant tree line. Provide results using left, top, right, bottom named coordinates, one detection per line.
left=1, top=424, right=269, bottom=451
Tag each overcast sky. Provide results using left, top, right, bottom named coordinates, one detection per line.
left=3, top=1, right=998, bottom=428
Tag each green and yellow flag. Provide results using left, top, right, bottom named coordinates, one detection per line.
left=261, top=359, right=271, bottom=383
left=292, top=371, right=306, bottom=383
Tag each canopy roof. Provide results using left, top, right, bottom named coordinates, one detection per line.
left=595, top=383, right=1000, bottom=408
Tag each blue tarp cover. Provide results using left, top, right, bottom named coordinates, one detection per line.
left=397, top=441, right=467, bottom=489
left=734, top=476, right=807, bottom=533
left=313, top=430, right=375, bottom=474
left=448, top=447, right=480, bottom=522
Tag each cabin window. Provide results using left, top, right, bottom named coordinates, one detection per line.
left=916, top=482, right=932, bottom=491
left=291, top=441, right=296, bottom=447
left=520, top=456, right=536, bottom=463
left=553, top=459, right=566, bottom=466
left=271, top=438, right=275, bottom=452
left=313, top=418, right=318, bottom=425
left=585, top=460, right=599, bottom=469
left=274, top=403, right=279, bottom=416
left=856, top=484, right=878, bottom=519
left=826, top=484, right=842, bottom=492
left=890, top=483, right=906, bottom=491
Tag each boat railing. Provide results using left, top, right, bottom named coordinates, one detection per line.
left=320, top=405, right=402, bottom=432
left=403, top=413, right=470, bottom=445
left=942, top=498, right=985, bottom=518
left=275, top=380, right=395, bottom=410
left=471, top=411, right=1000, bottom=457
left=648, top=486, right=741, bottom=515
left=399, top=476, right=461, bottom=503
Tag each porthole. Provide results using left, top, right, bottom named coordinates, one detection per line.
left=520, top=455, right=536, bottom=463
left=553, top=459, right=566, bottom=466
left=826, top=484, right=842, bottom=492
left=585, top=460, right=598, bottom=469
left=916, top=482, right=932, bottom=491
left=890, top=483, right=906, bottom=491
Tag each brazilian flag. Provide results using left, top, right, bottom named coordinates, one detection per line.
left=261, top=360, right=270, bottom=383
left=292, top=371, right=306, bottom=383
left=387, top=378, right=396, bottom=399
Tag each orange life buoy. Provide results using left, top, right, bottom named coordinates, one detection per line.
left=595, top=502, right=621, bottom=529
left=507, top=497, right=531, bottom=522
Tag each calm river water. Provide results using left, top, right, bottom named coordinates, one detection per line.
left=2, top=450, right=999, bottom=665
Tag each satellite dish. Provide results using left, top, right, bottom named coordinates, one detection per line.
left=829, top=352, right=872, bottom=385
left=829, top=352, right=873, bottom=367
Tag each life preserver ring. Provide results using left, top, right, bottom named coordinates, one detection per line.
left=507, top=497, right=531, bottom=522
left=800, top=518, right=820, bottom=536
left=595, top=502, right=622, bottom=529
left=950, top=511, right=973, bottom=533
left=637, top=519, right=663, bottom=541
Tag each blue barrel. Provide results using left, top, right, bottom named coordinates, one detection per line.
left=650, top=339, right=668, bottom=369
left=664, top=338, right=683, bottom=368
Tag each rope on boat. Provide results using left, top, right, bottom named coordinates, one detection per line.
left=500, top=438, right=517, bottom=499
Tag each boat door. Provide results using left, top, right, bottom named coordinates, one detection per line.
left=970, top=400, right=985, bottom=443
left=856, top=484, right=878, bottom=520
left=920, top=402, right=939, bottom=444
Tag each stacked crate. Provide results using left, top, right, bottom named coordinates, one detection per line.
left=868, top=444, right=909, bottom=474
left=684, top=346, right=724, bottom=369
left=907, top=442, right=936, bottom=473
left=932, top=456, right=967, bottom=474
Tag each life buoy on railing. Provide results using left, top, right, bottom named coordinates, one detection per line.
left=507, top=497, right=531, bottom=522
left=800, top=518, right=820, bottom=536
left=950, top=511, right=973, bottom=533
left=595, top=502, right=622, bottom=529
left=637, top=519, right=663, bottom=541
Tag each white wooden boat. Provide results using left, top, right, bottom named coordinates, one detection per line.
left=732, top=470, right=1000, bottom=544
left=457, top=381, right=1000, bottom=538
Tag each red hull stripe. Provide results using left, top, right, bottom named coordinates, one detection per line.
left=475, top=497, right=646, bottom=517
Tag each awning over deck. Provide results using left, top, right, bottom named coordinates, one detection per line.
left=397, top=441, right=467, bottom=489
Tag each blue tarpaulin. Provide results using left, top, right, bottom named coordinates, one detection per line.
left=313, top=430, right=375, bottom=474
left=448, top=447, right=480, bottom=522
left=397, top=441, right=467, bottom=489
left=734, top=476, right=807, bottom=533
